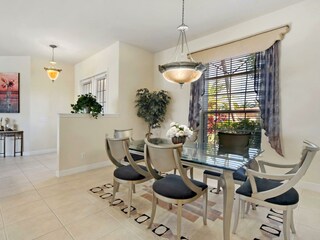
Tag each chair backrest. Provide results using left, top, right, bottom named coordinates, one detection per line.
left=144, top=138, right=202, bottom=194
left=290, top=140, right=319, bottom=181
left=106, top=136, right=150, bottom=177
left=252, top=140, right=319, bottom=200
left=105, top=137, right=128, bottom=168
left=144, top=139, right=179, bottom=174
left=218, top=132, right=251, bottom=155
left=114, top=129, right=133, bottom=140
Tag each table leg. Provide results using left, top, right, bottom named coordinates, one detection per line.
left=14, top=134, right=16, bottom=157
left=3, top=135, right=6, bottom=158
left=221, top=170, right=235, bottom=240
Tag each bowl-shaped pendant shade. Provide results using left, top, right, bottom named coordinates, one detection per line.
left=159, top=61, right=205, bottom=85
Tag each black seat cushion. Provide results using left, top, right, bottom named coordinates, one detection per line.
left=204, top=167, right=247, bottom=182
left=153, top=174, right=207, bottom=200
left=236, top=177, right=299, bottom=205
left=124, top=153, right=144, bottom=162
left=114, top=165, right=147, bottom=181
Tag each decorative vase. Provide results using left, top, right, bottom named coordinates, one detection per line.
left=83, top=107, right=90, bottom=114
left=171, top=136, right=186, bottom=145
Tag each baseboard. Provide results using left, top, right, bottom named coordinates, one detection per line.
left=17, top=148, right=57, bottom=156
left=298, top=181, right=320, bottom=193
left=6, top=148, right=57, bottom=157
left=56, top=161, right=111, bottom=177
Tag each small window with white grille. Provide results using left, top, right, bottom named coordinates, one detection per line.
left=80, top=72, right=107, bottom=114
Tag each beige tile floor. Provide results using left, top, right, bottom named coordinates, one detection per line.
left=0, top=153, right=319, bottom=240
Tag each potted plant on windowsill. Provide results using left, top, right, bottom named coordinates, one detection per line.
left=71, top=93, right=103, bottom=119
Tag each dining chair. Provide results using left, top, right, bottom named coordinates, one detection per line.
left=232, top=140, right=319, bottom=240
left=144, top=138, right=208, bottom=239
left=105, top=136, right=151, bottom=217
left=172, top=129, right=198, bottom=179
left=114, top=128, right=144, bottom=162
left=203, top=132, right=251, bottom=193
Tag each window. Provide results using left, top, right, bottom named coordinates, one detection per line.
left=80, top=72, right=107, bottom=114
left=201, top=53, right=262, bottom=148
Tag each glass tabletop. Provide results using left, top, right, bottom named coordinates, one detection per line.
left=129, top=138, right=262, bottom=172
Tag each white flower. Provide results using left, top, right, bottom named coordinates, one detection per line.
left=166, top=122, right=193, bottom=138
left=170, top=122, right=176, bottom=127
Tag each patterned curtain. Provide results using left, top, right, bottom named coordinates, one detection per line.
left=188, top=74, right=205, bottom=130
left=255, top=41, right=283, bottom=156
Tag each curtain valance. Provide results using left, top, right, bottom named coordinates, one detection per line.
left=191, top=25, right=289, bottom=63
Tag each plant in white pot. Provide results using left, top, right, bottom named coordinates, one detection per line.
left=71, top=93, right=103, bottom=119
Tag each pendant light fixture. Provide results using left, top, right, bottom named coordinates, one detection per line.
left=159, top=0, right=205, bottom=87
left=44, top=45, right=62, bottom=82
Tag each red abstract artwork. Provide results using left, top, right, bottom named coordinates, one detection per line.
left=0, top=73, right=20, bottom=113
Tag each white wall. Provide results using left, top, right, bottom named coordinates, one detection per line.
left=30, top=57, right=74, bottom=154
left=118, top=42, right=154, bottom=134
left=59, top=42, right=153, bottom=174
left=0, top=56, right=74, bottom=155
left=154, top=0, right=320, bottom=185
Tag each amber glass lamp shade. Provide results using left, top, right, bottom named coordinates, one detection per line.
left=44, top=66, right=62, bottom=82
left=44, top=45, right=62, bottom=82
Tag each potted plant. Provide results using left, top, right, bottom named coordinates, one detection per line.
left=135, top=88, right=171, bottom=137
left=71, top=93, right=103, bottom=119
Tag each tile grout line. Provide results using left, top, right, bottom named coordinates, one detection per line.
left=13, top=155, right=76, bottom=240
left=0, top=209, right=8, bottom=240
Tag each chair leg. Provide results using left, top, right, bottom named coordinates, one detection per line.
left=174, top=169, right=177, bottom=175
left=216, top=179, right=221, bottom=194
left=245, top=202, right=250, bottom=214
left=127, top=183, right=133, bottom=217
left=232, top=195, right=241, bottom=234
left=251, top=203, right=256, bottom=210
left=240, top=199, right=245, bottom=219
left=148, top=193, right=157, bottom=229
left=132, top=184, right=136, bottom=193
left=110, top=179, right=119, bottom=205
left=190, top=167, right=194, bottom=179
left=283, top=210, right=292, bottom=240
left=203, top=173, right=207, bottom=184
left=203, top=190, right=208, bottom=225
left=177, top=202, right=182, bottom=240
left=290, top=209, right=296, bottom=234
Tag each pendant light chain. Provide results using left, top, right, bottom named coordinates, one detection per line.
left=158, top=0, right=206, bottom=86
left=181, top=0, right=185, bottom=25
left=51, top=47, right=55, bottom=62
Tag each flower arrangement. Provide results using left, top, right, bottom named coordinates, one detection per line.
left=166, top=122, right=193, bottom=138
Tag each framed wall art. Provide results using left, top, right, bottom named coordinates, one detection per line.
left=0, top=72, right=20, bottom=113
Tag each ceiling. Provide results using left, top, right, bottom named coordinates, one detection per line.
left=0, top=0, right=303, bottom=64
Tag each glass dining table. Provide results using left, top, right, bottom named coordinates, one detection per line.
left=129, top=138, right=261, bottom=240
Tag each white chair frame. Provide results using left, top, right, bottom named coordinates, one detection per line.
left=232, top=140, right=319, bottom=240
left=105, top=137, right=151, bottom=217
left=144, top=138, right=208, bottom=240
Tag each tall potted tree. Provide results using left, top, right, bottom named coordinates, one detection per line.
left=135, top=88, right=171, bottom=137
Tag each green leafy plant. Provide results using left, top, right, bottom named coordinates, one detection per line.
left=71, top=93, right=103, bottom=119
left=135, top=88, right=171, bottom=137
